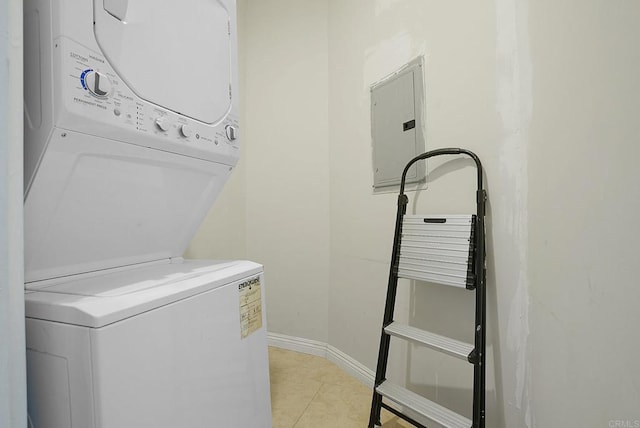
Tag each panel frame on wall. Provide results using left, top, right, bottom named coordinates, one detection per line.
left=371, top=57, right=426, bottom=192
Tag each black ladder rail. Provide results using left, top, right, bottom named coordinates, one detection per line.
left=368, top=148, right=487, bottom=428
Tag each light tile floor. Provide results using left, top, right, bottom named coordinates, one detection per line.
left=269, top=347, right=412, bottom=428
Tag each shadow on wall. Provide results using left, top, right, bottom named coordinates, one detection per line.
left=400, top=157, right=505, bottom=427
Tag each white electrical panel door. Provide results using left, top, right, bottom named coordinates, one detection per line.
left=371, top=59, right=426, bottom=189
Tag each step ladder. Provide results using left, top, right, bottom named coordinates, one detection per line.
left=368, top=148, right=487, bottom=428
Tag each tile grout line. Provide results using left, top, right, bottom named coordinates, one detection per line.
left=291, top=381, right=326, bottom=428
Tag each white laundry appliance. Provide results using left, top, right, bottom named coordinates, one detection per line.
left=22, top=1, right=272, bottom=427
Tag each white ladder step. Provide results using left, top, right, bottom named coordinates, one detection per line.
left=398, top=214, right=475, bottom=289
left=398, top=259, right=467, bottom=289
left=384, top=322, right=474, bottom=361
left=376, top=381, right=471, bottom=428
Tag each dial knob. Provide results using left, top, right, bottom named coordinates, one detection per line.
left=84, top=70, right=112, bottom=98
left=225, top=125, right=238, bottom=141
left=155, top=117, right=170, bottom=132
left=179, top=124, right=193, bottom=138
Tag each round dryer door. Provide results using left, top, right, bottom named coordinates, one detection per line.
left=94, top=0, right=232, bottom=124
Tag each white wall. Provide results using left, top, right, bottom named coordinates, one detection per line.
left=0, top=0, right=26, bottom=427
left=243, top=0, right=330, bottom=343
left=528, top=1, right=640, bottom=426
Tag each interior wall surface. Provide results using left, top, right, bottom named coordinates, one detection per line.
left=527, top=1, right=640, bottom=426
left=0, top=0, right=26, bottom=426
left=242, top=0, right=331, bottom=342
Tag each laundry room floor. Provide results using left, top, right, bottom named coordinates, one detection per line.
left=268, top=347, right=412, bottom=428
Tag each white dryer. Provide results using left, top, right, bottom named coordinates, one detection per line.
left=23, top=0, right=272, bottom=427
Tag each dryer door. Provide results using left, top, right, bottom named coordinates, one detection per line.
left=93, top=0, right=232, bottom=124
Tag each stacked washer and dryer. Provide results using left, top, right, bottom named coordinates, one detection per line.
left=23, top=1, right=272, bottom=427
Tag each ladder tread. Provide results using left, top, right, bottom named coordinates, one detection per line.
left=384, top=322, right=474, bottom=361
left=376, top=381, right=471, bottom=428
left=397, top=266, right=469, bottom=288
left=403, top=214, right=474, bottom=224
left=399, top=215, right=475, bottom=289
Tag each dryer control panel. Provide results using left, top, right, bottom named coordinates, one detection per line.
left=54, top=37, right=239, bottom=166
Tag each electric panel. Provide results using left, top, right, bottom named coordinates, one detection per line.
left=371, top=58, right=426, bottom=189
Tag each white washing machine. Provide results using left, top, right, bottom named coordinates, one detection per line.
left=23, top=0, right=272, bottom=427
left=25, top=260, right=271, bottom=428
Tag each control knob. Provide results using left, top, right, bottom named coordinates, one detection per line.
left=155, top=117, right=171, bottom=132
left=83, top=70, right=112, bottom=98
left=225, top=125, right=238, bottom=141
left=179, top=124, right=193, bottom=138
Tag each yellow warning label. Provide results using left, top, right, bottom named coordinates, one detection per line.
left=239, top=277, right=262, bottom=339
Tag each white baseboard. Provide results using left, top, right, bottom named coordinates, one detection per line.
left=267, top=332, right=327, bottom=357
left=267, top=332, right=375, bottom=387
left=326, top=344, right=375, bottom=388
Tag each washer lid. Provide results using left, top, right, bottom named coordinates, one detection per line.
left=94, top=0, right=232, bottom=124
left=24, top=260, right=263, bottom=328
